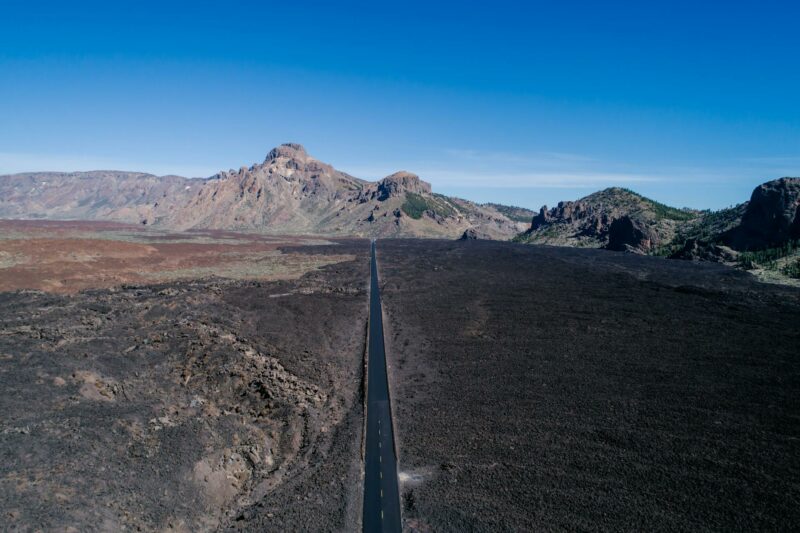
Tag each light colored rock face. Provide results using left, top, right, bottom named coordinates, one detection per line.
left=0, top=144, right=526, bottom=239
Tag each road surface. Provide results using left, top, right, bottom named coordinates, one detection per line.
left=363, top=240, right=402, bottom=532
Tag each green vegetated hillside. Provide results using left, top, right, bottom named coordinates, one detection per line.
left=401, top=193, right=457, bottom=219
left=482, top=203, right=537, bottom=223
left=514, top=178, right=800, bottom=286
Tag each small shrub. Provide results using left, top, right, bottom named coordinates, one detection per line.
left=782, top=258, right=800, bottom=279
left=737, top=240, right=800, bottom=271
left=401, top=193, right=456, bottom=220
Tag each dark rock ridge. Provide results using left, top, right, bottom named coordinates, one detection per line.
left=721, top=177, right=800, bottom=250
left=265, top=142, right=308, bottom=161
left=459, top=227, right=493, bottom=240
left=607, top=215, right=661, bottom=253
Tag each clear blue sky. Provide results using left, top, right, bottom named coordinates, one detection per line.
left=1, top=0, right=798, bottom=210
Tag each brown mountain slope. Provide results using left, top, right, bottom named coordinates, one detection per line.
left=0, top=144, right=525, bottom=239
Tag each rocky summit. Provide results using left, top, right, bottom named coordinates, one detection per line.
left=516, top=187, right=698, bottom=253
left=0, top=144, right=526, bottom=239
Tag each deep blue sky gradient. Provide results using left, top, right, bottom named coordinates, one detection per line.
left=1, top=0, right=798, bottom=209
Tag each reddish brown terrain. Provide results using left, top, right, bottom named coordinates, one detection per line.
left=0, top=220, right=349, bottom=293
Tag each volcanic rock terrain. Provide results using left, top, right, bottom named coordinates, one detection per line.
left=2, top=220, right=800, bottom=531
left=0, top=238, right=370, bottom=531
left=378, top=239, right=800, bottom=531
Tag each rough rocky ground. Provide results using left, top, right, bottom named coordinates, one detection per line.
left=0, top=238, right=370, bottom=532
left=377, top=239, right=800, bottom=531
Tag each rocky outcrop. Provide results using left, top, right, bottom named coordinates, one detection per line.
left=374, top=171, right=432, bottom=201
left=670, top=239, right=739, bottom=262
left=530, top=206, right=550, bottom=230
left=519, top=188, right=686, bottom=250
left=722, top=178, right=800, bottom=250
left=607, top=215, right=661, bottom=253
left=264, top=142, right=309, bottom=162
left=529, top=201, right=610, bottom=238
left=459, top=228, right=493, bottom=240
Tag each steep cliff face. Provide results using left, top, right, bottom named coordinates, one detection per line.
left=0, top=144, right=527, bottom=239
left=721, top=178, right=800, bottom=250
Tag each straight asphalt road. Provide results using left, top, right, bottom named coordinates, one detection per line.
left=363, top=240, right=402, bottom=533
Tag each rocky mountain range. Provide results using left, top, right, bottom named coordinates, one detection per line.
left=514, top=177, right=800, bottom=284
left=0, top=144, right=526, bottom=240
left=1, top=143, right=798, bottom=277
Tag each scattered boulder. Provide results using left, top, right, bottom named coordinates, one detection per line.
left=459, top=228, right=492, bottom=240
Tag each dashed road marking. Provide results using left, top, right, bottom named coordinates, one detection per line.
left=363, top=242, right=401, bottom=532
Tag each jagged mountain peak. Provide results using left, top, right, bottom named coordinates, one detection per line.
left=0, top=145, right=529, bottom=239
left=264, top=143, right=309, bottom=162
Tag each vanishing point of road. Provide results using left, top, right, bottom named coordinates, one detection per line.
left=363, top=240, right=402, bottom=532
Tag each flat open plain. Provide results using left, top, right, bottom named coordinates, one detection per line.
left=378, top=239, right=800, bottom=531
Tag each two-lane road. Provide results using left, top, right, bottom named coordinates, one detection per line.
left=363, top=240, right=402, bottom=532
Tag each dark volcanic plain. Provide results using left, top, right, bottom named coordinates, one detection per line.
left=378, top=239, right=800, bottom=531
left=4, top=225, right=800, bottom=532
left=0, top=236, right=370, bottom=532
